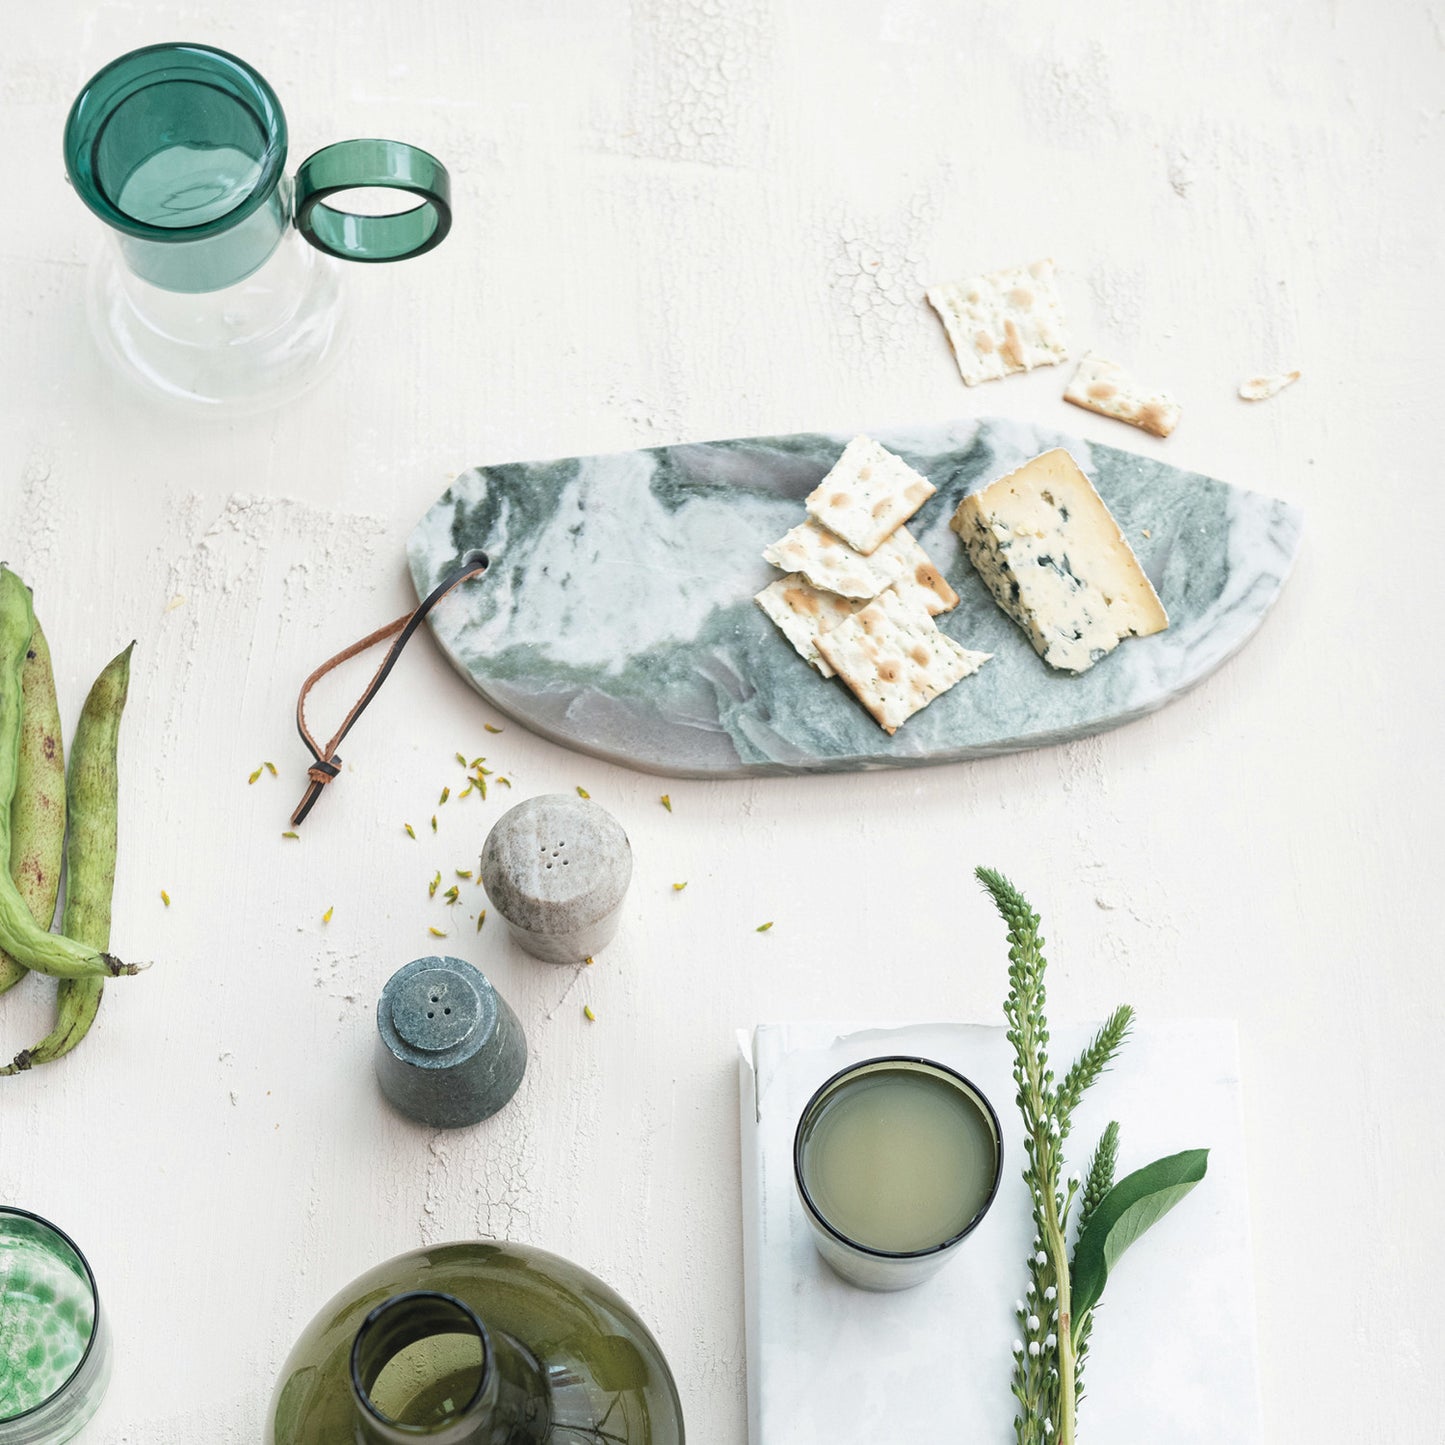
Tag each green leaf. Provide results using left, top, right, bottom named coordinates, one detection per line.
left=1070, top=1148, right=1209, bottom=1330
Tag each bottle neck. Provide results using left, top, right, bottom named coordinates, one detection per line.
left=350, top=1291, right=550, bottom=1445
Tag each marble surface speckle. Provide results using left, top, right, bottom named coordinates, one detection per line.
left=409, top=419, right=1302, bottom=777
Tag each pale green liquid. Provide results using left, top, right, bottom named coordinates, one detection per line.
left=0, top=1219, right=95, bottom=1418
left=117, top=144, right=264, bottom=228
left=800, top=1067, right=997, bottom=1253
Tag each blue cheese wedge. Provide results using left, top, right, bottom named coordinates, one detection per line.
left=951, top=448, right=1168, bottom=673
left=803, top=436, right=936, bottom=555
left=814, top=587, right=990, bottom=735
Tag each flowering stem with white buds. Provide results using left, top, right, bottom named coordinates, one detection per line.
left=979, top=868, right=1133, bottom=1445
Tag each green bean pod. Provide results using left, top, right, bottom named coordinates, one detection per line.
left=0, top=569, right=138, bottom=979
left=3, top=643, right=131, bottom=1072
left=0, top=620, right=66, bottom=996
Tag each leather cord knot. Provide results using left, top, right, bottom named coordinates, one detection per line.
left=291, top=550, right=489, bottom=827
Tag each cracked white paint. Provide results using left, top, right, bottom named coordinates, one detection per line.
left=0, top=4, right=1438, bottom=1445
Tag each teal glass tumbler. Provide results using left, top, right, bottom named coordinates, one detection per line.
left=0, top=1209, right=113, bottom=1444
left=62, top=42, right=452, bottom=410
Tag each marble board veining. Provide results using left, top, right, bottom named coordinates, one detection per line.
left=406, top=418, right=1303, bottom=779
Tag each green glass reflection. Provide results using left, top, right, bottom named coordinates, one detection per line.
left=268, top=1241, right=684, bottom=1445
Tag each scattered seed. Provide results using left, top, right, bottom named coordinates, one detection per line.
left=496, top=776, right=512, bottom=788
left=476, top=909, right=487, bottom=932
left=576, top=786, right=590, bottom=799
left=282, top=831, right=299, bottom=840
left=430, top=815, right=438, bottom=833
left=455, top=752, right=468, bottom=766
left=160, top=889, right=171, bottom=907
left=428, top=926, right=447, bottom=938
left=429, top=871, right=441, bottom=899
left=672, top=882, right=688, bottom=892
left=439, top=786, right=450, bottom=806
left=660, top=794, right=672, bottom=812
left=459, top=783, right=473, bottom=798
left=485, top=723, right=503, bottom=734
left=478, top=777, right=488, bottom=800
left=265, top=761, right=278, bottom=777
left=444, top=885, right=460, bottom=904
left=584, top=1005, right=597, bottom=1022
left=456, top=868, right=473, bottom=879
left=322, top=906, right=333, bottom=924
left=756, top=921, right=774, bottom=933
left=584, top=955, right=595, bottom=966
left=248, top=767, right=263, bottom=785
left=469, top=757, right=485, bottom=769
left=405, top=822, right=416, bottom=839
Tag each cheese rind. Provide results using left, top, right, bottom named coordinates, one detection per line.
left=814, top=586, right=990, bottom=735
left=754, top=573, right=864, bottom=677
left=951, top=448, right=1168, bottom=673
left=926, top=258, right=1069, bottom=387
left=803, top=437, right=936, bottom=555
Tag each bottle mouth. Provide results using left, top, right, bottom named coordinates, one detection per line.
left=350, top=1291, right=492, bottom=1438
left=63, top=41, right=288, bottom=243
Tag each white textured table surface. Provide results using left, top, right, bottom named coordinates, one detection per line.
left=1, top=3, right=1439, bottom=1442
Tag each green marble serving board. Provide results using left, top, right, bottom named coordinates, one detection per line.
left=407, top=418, right=1302, bottom=778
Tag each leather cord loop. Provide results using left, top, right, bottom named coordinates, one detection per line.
left=291, top=551, right=489, bottom=827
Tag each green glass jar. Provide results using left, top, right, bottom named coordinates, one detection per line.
left=267, top=1240, right=684, bottom=1444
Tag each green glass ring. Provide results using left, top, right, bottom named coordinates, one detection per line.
left=295, top=139, right=451, bottom=263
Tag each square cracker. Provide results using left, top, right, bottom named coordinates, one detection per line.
left=814, top=587, right=991, bottom=735
left=803, top=436, right=936, bottom=555
left=926, top=258, right=1069, bottom=386
left=1063, top=352, right=1181, bottom=438
left=871, top=527, right=959, bottom=617
left=762, top=519, right=887, bottom=600
left=762, top=522, right=958, bottom=615
left=754, top=573, right=864, bottom=678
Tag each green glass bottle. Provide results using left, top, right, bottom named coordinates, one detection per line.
left=267, top=1240, right=684, bottom=1444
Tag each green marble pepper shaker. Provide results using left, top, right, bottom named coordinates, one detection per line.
left=375, top=956, right=526, bottom=1128
left=479, top=795, right=632, bottom=964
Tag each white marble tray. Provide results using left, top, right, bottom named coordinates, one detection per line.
left=408, top=418, right=1303, bottom=778
left=738, top=1020, right=1263, bottom=1444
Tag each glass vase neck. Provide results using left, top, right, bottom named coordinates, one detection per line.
left=349, top=1293, right=550, bottom=1445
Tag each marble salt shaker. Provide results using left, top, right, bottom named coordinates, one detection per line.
left=479, top=794, right=632, bottom=964
left=375, top=955, right=527, bottom=1128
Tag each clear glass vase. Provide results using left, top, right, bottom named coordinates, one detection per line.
left=63, top=42, right=451, bottom=413
left=267, top=1239, right=685, bottom=1444
left=0, top=1209, right=113, bottom=1445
